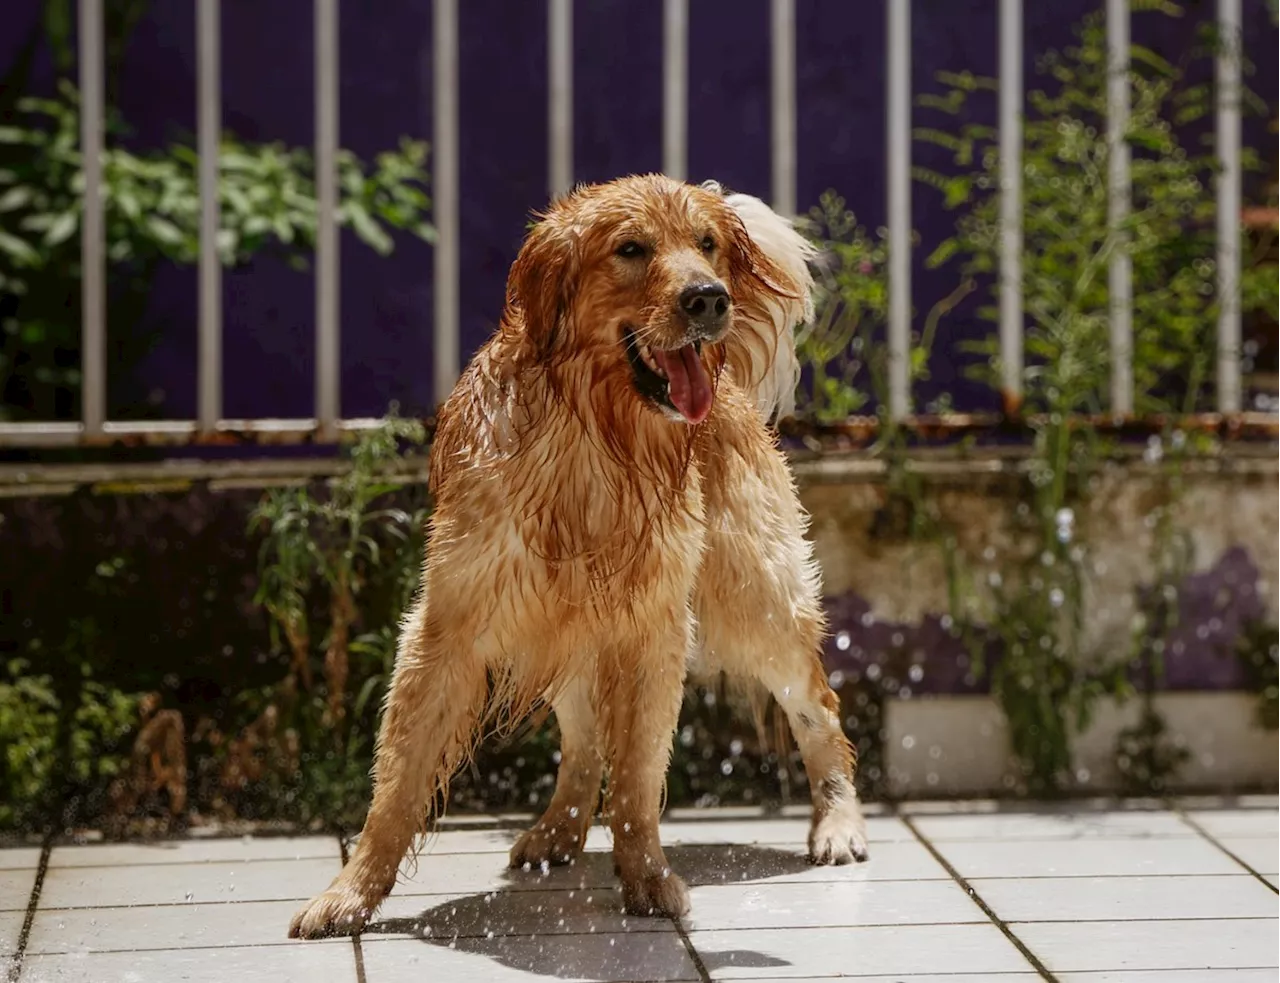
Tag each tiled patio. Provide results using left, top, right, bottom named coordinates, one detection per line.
left=2, top=798, right=1276, bottom=983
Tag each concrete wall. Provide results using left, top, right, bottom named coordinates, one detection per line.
left=796, top=450, right=1279, bottom=794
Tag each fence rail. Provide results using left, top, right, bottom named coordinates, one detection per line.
left=0, top=0, right=1267, bottom=449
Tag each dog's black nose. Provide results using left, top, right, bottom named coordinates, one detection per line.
left=679, top=282, right=731, bottom=337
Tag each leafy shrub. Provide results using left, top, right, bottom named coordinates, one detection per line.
left=0, top=655, right=142, bottom=829
left=0, top=82, right=434, bottom=420
left=914, top=3, right=1270, bottom=415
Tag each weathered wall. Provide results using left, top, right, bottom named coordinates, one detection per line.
left=802, top=453, right=1278, bottom=690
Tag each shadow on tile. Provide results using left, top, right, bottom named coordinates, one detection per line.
left=364, top=845, right=814, bottom=980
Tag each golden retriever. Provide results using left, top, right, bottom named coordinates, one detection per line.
left=289, top=174, right=868, bottom=939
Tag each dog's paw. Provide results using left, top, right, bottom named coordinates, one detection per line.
left=288, top=883, right=383, bottom=939
left=808, top=806, right=870, bottom=866
left=509, top=819, right=588, bottom=870
left=621, top=869, right=691, bottom=919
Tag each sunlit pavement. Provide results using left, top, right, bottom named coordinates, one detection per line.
left=2, top=798, right=1276, bottom=983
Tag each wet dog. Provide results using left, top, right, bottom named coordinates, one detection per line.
left=290, top=175, right=868, bottom=938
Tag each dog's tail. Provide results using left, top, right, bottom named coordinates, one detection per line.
left=704, top=182, right=817, bottom=424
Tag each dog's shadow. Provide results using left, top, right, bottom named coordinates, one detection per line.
left=364, top=842, right=808, bottom=981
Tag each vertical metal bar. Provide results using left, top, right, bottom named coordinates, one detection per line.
left=770, top=0, right=797, bottom=216
left=1107, top=0, right=1133, bottom=417
left=548, top=0, right=573, bottom=199
left=433, top=0, right=460, bottom=403
left=197, top=0, right=221, bottom=433
left=315, top=0, right=340, bottom=439
left=662, top=0, right=687, bottom=182
left=999, top=0, right=1023, bottom=416
left=886, top=0, right=911, bottom=420
left=78, top=0, right=105, bottom=436
left=1216, top=0, right=1242, bottom=413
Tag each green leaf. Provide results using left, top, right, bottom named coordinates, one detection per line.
left=43, top=211, right=78, bottom=247
left=145, top=216, right=184, bottom=247
left=0, top=186, right=33, bottom=212
left=344, top=203, right=393, bottom=255
left=0, top=230, right=39, bottom=265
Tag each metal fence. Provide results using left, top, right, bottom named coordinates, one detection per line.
left=0, top=0, right=1266, bottom=449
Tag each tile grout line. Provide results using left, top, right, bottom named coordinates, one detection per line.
left=338, top=834, right=369, bottom=983
left=4, top=835, right=52, bottom=983
left=1172, top=807, right=1279, bottom=895
left=898, top=812, right=1059, bottom=983
left=20, top=912, right=1280, bottom=958
left=671, top=914, right=713, bottom=983
left=20, top=866, right=1272, bottom=914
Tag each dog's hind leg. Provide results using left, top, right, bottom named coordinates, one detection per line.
left=289, top=590, right=488, bottom=938
left=509, top=674, right=603, bottom=868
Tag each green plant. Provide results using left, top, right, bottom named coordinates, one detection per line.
left=0, top=659, right=59, bottom=828
left=907, top=2, right=1269, bottom=793
left=974, top=460, right=1111, bottom=792
left=915, top=2, right=1269, bottom=416
left=796, top=192, right=966, bottom=423
left=1113, top=431, right=1204, bottom=793
left=251, top=412, right=429, bottom=721
left=0, top=652, right=142, bottom=830
left=0, top=82, right=435, bottom=420
left=1237, top=620, right=1279, bottom=730
left=223, top=413, right=430, bottom=824
left=794, top=194, right=890, bottom=422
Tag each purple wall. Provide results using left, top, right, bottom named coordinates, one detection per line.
left=3, top=0, right=1276, bottom=419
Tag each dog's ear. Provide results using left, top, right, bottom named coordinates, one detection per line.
left=725, top=212, right=796, bottom=303
left=507, top=216, right=578, bottom=359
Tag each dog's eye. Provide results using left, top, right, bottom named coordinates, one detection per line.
left=700, top=235, right=716, bottom=253
left=616, top=241, right=647, bottom=259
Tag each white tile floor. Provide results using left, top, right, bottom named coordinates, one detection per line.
left=2, top=799, right=1276, bottom=983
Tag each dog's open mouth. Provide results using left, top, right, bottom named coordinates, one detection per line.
left=623, top=327, right=712, bottom=424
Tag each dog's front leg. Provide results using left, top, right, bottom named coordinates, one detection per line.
left=289, top=596, right=487, bottom=938
left=602, top=620, right=691, bottom=918
left=510, top=674, right=604, bottom=868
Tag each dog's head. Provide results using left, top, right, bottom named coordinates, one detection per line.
left=506, top=174, right=795, bottom=426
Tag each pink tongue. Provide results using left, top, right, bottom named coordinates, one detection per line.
left=653, top=345, right=713, bottom=424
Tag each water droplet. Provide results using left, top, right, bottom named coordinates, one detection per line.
left=835, top=631, right=851, bottom=651
left=569, top=806, right=579, bottom=818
